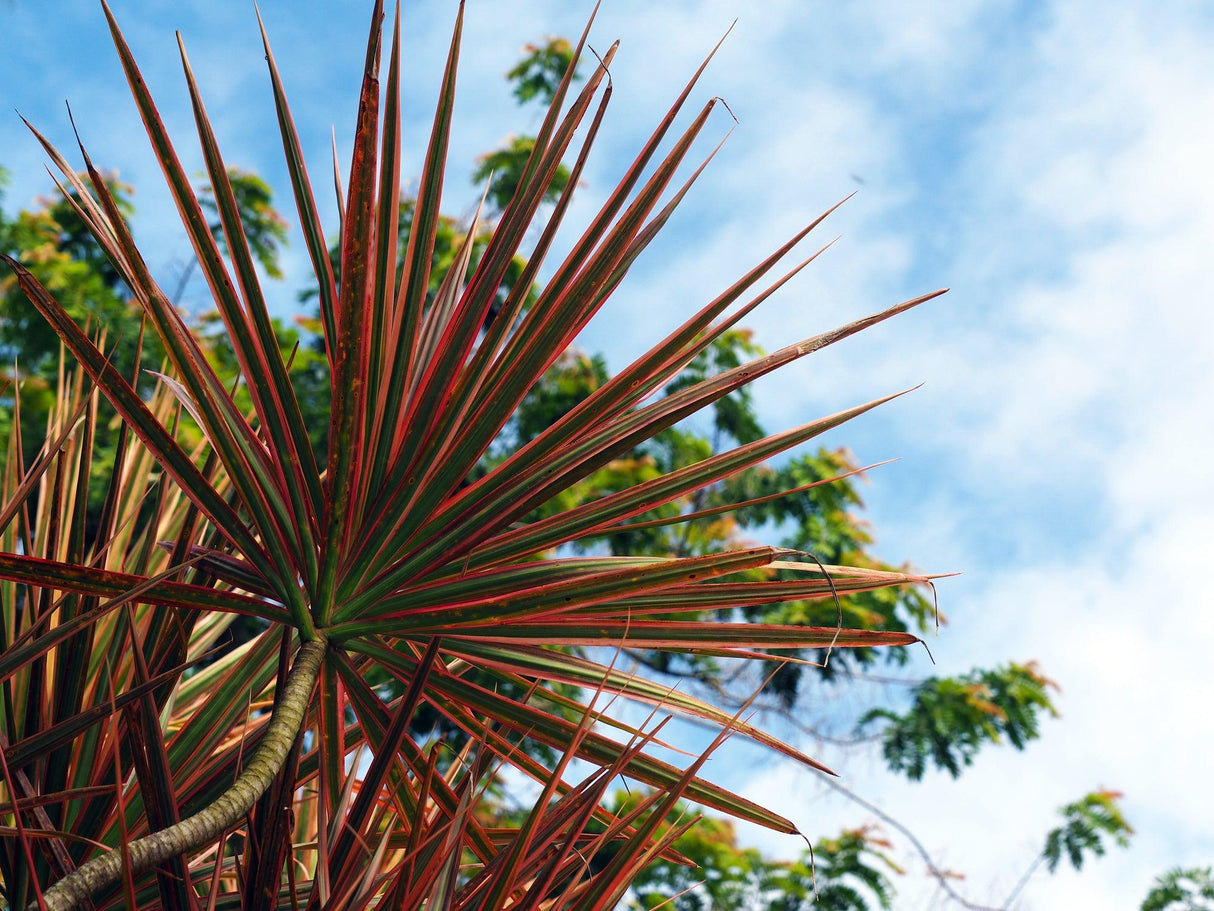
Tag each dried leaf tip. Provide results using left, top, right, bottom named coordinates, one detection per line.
left=587, top=42, right=617, bottom=89
left=716, top=96, right=739, bottom=124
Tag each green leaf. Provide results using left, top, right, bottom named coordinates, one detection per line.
left=1043, top=789, right=1133, bottom=873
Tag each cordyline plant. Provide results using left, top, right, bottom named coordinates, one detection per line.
left=0, top=1, right=947, bottom=908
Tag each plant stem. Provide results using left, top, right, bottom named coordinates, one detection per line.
left=35, top=635, right=328, bottom=911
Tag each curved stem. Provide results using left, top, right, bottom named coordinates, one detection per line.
left=37, top=635, right=328, bottom=911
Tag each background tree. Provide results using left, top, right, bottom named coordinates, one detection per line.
left=1141, top=867, right=1214, bottom=911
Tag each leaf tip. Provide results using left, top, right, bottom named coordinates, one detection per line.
left=918, top=638, right=936, bottom=665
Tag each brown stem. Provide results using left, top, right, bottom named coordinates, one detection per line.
left=36, top=635, right=328, bottom=911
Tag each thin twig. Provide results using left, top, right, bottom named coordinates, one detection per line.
left=1002, top=854, right=1045, bottom=908
left=815, top=773, right=1004, bottom=911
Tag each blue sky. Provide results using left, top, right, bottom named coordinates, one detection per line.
left=3, top=1, right=1213, bottom=907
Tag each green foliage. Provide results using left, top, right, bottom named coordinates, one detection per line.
left=506, top=36, right=579, bottom=105
left=630, top=812, right=767, bottom=911
left=474, top=37, right=579, bottom=213
left=514, top=347, right=610, bottom=447
left=473, top=134, right=573, bottom=213
left=725, top=448, right=937, bottom=694
left=625, top=797, right=899, bottom=911
left=198, top=166, right=289, bottom=278
left=0, top=174, right=138, bottom=374
left=664, top=329, right=766, bottom=446
left=301, top=196, right=533, bottom=325
left=508, top=323, right=934, bottom=703
left=0, top=173, right=161, bottom=512
left=1142, top=866, right=1214, bottom=911
left=859, top=661, right=1060, bottom=780
left=198, top=307, right=331, bottom=457
left=763, top=828, right=899, bottom=911
left=1042, top=789, right=1133, bottom=873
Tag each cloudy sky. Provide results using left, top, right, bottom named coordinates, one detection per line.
left=2, top=0, right=1212, bottom=907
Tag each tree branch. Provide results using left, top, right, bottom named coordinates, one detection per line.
left=36, top=635, right=328, bottom=911
left=1002, top=854, right=1045, bottom=908
left=815, top=772, right=1005, bottom=911
left=622, top=648, right=1022, bottom=906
